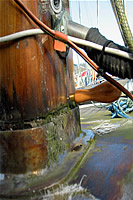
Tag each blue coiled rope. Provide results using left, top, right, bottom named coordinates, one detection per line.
left=108, top=97, right=133, bottom=119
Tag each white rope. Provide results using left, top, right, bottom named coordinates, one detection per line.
left=67, top=35, right=133, bottom=61
left=0, top=29, right=44, bottom=43
left=0, top=28, right=133, bottom=61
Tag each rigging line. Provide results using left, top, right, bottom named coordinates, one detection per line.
left=110, top=0, right=133, bottom=51
left=83, top=2, right=93, bottom=28
left=69, top=1, right=72, bottom=17
left=97, top=0, right=99, bottom=27
left=78, top=1, right=81, bottom=24
left=67, top=36, right=133, bottom=60
left=65, top=39, right=133, bottom=101
left=1, top=30, right=133, bottom=61
left=14, top=0, right=133, bottom=101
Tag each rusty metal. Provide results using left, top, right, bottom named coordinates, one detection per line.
left=0, top=107, right=81, bottom=198
left=0, top=127, right=48, bottom=174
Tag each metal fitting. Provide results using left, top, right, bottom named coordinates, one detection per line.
left=67, top=20, right=89, bottom=40
left=50, top=0, right=62, bottom=14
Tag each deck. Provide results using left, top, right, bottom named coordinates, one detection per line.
left=69, top=103, right=133, bottom=200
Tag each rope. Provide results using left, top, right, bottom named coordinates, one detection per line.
left=111, top=0, right=133, bottom=53
left=1, top=30, right=133, bottom=61
left=108, top=97, right=133, bottom=119
left=3, top=0, right=133, bottom=101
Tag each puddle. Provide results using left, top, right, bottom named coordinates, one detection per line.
left=71, top=129, right=95, bottom=150
left=81, top=129, right=95, bottom=145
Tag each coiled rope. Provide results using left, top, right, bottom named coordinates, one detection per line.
left=108, top=97, right=133, bottom=119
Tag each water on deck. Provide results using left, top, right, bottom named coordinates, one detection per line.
left=1, top=103, right=133, bottom=200
left=69, top=103, right=133, bottom=200
left=30, top=104, right=133, bottom=200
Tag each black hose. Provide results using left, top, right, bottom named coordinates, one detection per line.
left=84, top=28, right=133, bottom=79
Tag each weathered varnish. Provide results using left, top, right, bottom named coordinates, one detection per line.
left=0, top=1, right=80, bottom=196
left=0, top=0, right=75, bottom=122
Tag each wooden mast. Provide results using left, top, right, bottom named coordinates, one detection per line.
left=0, top=0, right=75, bottom=122
left=0, top=0, right=79, bottom=186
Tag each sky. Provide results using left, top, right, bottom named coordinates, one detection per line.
left=69, top=0, right=133, bottom=64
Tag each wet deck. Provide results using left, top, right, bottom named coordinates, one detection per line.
left=1, top=103, right=132, bottom=200
left=70, top=103, right=133, bottom=200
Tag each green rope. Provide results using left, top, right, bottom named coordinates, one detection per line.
left=114, top=0, right=133, bottom=53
